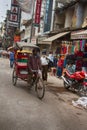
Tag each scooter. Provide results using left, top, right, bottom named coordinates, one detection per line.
left=61, top=69, right=87, bottom=95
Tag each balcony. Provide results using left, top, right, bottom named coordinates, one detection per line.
left=55, top=0, right=79, bottom=13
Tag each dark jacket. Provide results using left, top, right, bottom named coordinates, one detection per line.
left=28, top=55, right=41, bottom=71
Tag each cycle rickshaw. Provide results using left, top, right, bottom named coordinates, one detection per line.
left=12, top=42, right=45, bottom=99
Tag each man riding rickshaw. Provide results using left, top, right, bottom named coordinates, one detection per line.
left=11, top=42, right=45, bottom=99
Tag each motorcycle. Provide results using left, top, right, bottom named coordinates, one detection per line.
left=78, top=73, right=87, bottom=96
left=61, top=69, right=87, bottom=96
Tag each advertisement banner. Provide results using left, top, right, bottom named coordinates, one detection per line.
left=44, top=0, right=53, bottom=32
left=34, top=0, right=42, bottom=26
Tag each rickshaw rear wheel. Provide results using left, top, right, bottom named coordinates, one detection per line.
left=36, top=78, right=45, bottom=99
left=12, top=69, right=17, bottom=86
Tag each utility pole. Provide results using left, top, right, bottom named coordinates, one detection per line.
left=30, top=0, right=36, bottom=43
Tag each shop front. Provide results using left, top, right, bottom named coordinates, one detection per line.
left=71, top=29, right=87, bottom=71
left=37, top=35, right=49, bottom=52
left=38, top=31, right=71, bottom=55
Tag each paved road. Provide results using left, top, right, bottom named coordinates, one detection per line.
left=0, top=58, right=87, bottom=130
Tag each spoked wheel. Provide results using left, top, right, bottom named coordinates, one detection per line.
left=36, top=78, right=45, bottom=99
left=12, top=69, right=17, bottom=86
left=78, top=85, right=87, bottom=97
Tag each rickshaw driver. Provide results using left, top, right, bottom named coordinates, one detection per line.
left=27, top=48, right=42, bottom=84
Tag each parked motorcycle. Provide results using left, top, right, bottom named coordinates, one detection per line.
left=78, top=73, right=87, bottom=96
left=61, top=70, right=87, bottom=96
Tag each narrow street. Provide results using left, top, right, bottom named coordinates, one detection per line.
left=0, top=58, right=87, bottom=130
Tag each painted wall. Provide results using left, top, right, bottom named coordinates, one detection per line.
left=54, top=12, right=65, bottom=30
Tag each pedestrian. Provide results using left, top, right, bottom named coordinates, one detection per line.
left=48, top=52, right=54, bottom=70
left=50, top=55, right=58, bottom=76
left=57, top=55, right=63, bottom=78
left=41, top=52, right=48, bottom=82
left=9, top=51, right=14, bottom=68
left=53, top=55, right=57, bottom=68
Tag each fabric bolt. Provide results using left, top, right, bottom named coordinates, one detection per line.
left=81, top=40, right=86, bottom=51
left=75, top=43, right=79, bottom=53
left=71, top=45, right=75, bottom=54
left=84, top=43, right=87, bottom=52
left=55, top=47, right=61, bottom=54
left=64, top=45, right=67, bottom=54
left=83, top=52, right=87, bottom=67
left=61, top=45, right=64, bottom=54
left=80, top=40, right=82, bottom=50
left=76, top=60, right=83, bottom=71
left=68, top=45, right=72, bottom=54
left=67, top=45, right=69, bottom=54
left=75, top=50, right=84, bottom=57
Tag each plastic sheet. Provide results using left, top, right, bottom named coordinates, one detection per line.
left=72, top=97, right=87, bottom=109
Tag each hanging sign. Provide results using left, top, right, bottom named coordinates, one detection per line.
left=8, top=0, right=21, bottom=28
left=44, top=0, right=53, bottom=32
left=34, top=0, right=42, bottom=26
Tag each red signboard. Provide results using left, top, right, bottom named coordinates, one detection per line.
left=35, top=0, right=42, bottom=25
left=14, top=35, right=20, bottom=42
left=10, top=14, right=18, bottom=22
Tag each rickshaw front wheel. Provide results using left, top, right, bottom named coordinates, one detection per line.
left=36, top=78, right=45, bottom=99
left=12, top=69, right=17, bottom=86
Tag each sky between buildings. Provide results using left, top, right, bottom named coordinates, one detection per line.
left=0, top=0, right=11, bottom=26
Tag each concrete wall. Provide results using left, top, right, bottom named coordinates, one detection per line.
left=54, top=13, right=65, bottom=30
left=76, top=3, right=84, bottom=27
left=83, top=5, right=87, bottom=20
left=64, top=8, right=74, bottom=28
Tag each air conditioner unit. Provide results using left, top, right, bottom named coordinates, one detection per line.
left=57, top=2, right=64, bottom=8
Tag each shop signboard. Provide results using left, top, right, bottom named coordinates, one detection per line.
left=8, top=0, right=21, bottom=28
left=71, top=30, right=87, bottom=39
left=14, top=35, right=20, bottom=42
left=71, top=34, right=87, bottom=39
left=44, top=0, right=53, bottom=32
left=31, top=37, right=37, bottom=44
left=34, top=0, right=42, bottom=26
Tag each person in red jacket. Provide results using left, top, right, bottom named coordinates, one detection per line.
left=57, top=55, right=64, bottom=78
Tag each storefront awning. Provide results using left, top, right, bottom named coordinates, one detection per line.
left=71, top=30, right=87, bottom=39
left=40, top=32, right=70, bottom=44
